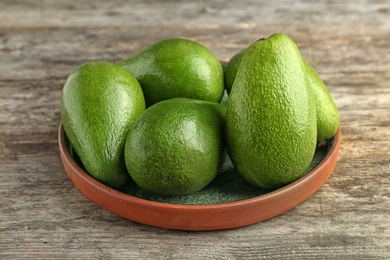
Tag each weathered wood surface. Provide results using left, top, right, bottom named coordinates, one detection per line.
left=1, top=0, right=389, bottom=259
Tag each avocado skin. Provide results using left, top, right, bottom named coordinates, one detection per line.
left=304, top=60, right=339, bottom=141
left=124, top=98, right=226, bottom=196
left=120, top=38, right=224, bottom=107
left=61, top=61, right=146, bottom=188
left=226, top=33, right=317, bottom=190
left=224, top=48, right=246, bottom=93
left=226, top=48, right=339, bottom=141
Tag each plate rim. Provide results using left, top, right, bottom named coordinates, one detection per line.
left=58, top=122, right=341, bottom=230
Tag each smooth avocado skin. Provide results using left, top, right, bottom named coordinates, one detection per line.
left=224, top=48, right=246, bottom=93
left=226, top=33, right=317, bottom=190
left=304, top=60, right=339, bottom=141
left=61, top=61, right=146, bottom=188
left=124, top=98, right=226, bottom=196
left=120, top=38, right=224, bottom=107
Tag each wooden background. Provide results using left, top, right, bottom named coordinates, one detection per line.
left=1, top=0, right=389, bottom=259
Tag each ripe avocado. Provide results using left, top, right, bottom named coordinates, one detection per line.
left=120, top=38, right=224, bottom=107
left=226, top=33, right=317, bottom=190
left=61, top=61, right=145, bottom=188
left=226, top=48, right=339, bottom=141
left=124, top=98, right=226, bottom=196
left=224, top=48, right=246, bottom=93
left=304, top=60, right=339, bottom=141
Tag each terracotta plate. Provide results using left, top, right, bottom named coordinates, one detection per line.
left=58, top=123, right=341, bottom=230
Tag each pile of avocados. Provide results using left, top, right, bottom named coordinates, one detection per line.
left=61, top=33, right=339, bottom=197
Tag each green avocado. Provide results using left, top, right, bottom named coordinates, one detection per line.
left=124, top=98, right=226, bottom=196
left=225, top=48, right=339, bottom=141
left=305, top=60, right=339, bottom=141
left=226, top=33, right=317, bottom=190
left=224, top=48, right=246, bottom=93
left=61, top=61, right=145, bottom=188
left=120, top=38, right=224, bottom=107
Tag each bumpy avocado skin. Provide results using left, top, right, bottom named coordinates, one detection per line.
left=61, top=61, right=146, bottom=188
left=124, top=98, right=226, bottom=196
left=304, top=60, right=339, bottom=141
left=225, top=47, right=339, bottom=141
left=120, top=38, right=224, bottom=107
left=226, top=33, right=317, bottom=190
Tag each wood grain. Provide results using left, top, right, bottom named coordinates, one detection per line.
left=1, top=1, right=389, bottom=259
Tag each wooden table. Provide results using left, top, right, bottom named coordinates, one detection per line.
left=1, top=1, right=389, bottom=259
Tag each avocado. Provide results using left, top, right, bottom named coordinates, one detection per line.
left=224, top=48, right=246, bottom=93
left=61, top=61, right=145, bottom=188
left=304, top=60, right=339, bottom=141
left=226, top=33, right=317, bottom=190
left=226, top=48, right=339, bottom=141
left=124, top=98, right=226, bottom=196
left=120, top=38, right=224, bottom=107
